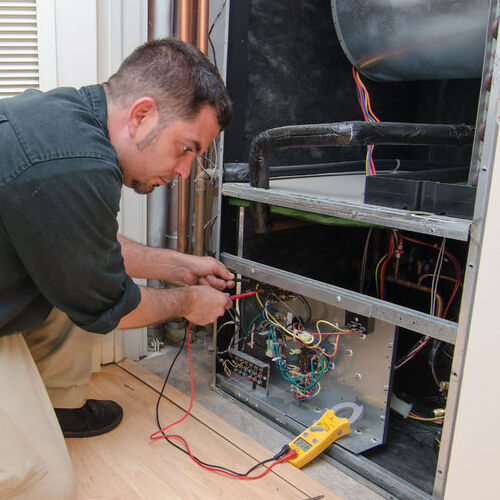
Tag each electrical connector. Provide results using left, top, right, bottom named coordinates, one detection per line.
left=433, top=408, right=446, bottom=418
left=296, top=331, right=314, bottom=344
left=273, top=444, right=290, bottom=459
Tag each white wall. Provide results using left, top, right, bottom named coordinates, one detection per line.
left=37, top=0, right=149, bottom=364
left=444, top=126, right=500, bottom=499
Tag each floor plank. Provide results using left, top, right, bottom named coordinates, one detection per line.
left=67, top=363, right=339, bottom=500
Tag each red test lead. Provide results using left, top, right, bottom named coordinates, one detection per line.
left=230, top=290, right=262, bottom=300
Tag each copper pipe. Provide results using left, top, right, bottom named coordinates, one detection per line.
left=176, top=0, right=193, bottom=253
left=193, top=169, right=208, bottom=255
left=178, top=0, right=191, bottom=41
left=148, top=0, right=155, bottom=39
left=192, top=0, right=210, bottom=255
left=196, top=0, right=209, bottom=55
left=386, top=277, right=443, bottom=318
left=417, top=274, right=458, bottom=286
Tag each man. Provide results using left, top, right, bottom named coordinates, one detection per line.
left=0, top=38, right=234, bottom=498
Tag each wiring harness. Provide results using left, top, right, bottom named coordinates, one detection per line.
left=217, top=286, right=359, bottom=401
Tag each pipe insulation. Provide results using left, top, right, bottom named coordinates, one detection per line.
left=249, top=122, right=475, bottom=189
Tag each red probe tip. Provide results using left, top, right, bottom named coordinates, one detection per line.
left=229, top=290, right=262, bottom=300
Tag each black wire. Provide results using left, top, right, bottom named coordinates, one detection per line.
left=154, top=323, right=286, bottom=476
left=207, top=0, right=227, bottom=71
left=208, top=0, right=227, bottom=37
left=226, top=306, right=252, bottom=350
left=209, top=36, right=218, bottom=71
left=294, top=294, right=312, bottom=325
left=270, top=291, right=311, bottom=327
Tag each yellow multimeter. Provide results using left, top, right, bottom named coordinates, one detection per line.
left=287, top=402, right=363, bottom=468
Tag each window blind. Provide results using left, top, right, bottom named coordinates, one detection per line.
left=0, top=0, right=38, bottom=98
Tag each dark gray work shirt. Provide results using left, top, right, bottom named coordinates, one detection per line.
left=0, top=84, right=141, bottom=336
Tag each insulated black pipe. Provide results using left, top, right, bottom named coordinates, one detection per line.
left=249, top=121, right=475, bottom=189
left=224, top=159, right=469, bottom=183
left=247, top=121, right=474, bottom=233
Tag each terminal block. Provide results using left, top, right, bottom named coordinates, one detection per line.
left=227, top=348, right=270, bottom=390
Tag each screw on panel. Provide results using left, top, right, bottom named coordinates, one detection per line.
left=492, top=17, right=499, bottom=39
left=354, top=373, right=362, bottom=380
left=346, top=349, right=353, bottom=357
left=485, top=71, right=493, bottom=91
left=478, top=121, right=487, bottom=141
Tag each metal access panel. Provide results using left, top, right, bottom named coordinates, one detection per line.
left=215, top=277, right=396, bottom=455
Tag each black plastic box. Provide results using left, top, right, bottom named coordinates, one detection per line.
left=364, top=166, right=475, bottom=219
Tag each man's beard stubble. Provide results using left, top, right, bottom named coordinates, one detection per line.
left=131, top=179, right=156, bottom=194
left=130, top=123, right=163, bottom=194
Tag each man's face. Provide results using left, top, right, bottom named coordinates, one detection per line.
left=121, top=104, right=220, bottom=194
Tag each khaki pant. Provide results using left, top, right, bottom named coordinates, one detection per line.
left=0, top=308, right=98, bottom=499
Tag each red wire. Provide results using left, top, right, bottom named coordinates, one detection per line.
left=230, top=290, right=261, bottom=300
left=161, top=434, right=297, bottom=479
left=399, top=235, right=462, bottom=319
left=312, top=331, right=358, bottom=335
left=150, top=322, right=195, bottom=441
left=379, top=234, right=395, bottom=299
left=150, top=321, right=298, bottom=479
left=352, top=67, right=371, bottom=122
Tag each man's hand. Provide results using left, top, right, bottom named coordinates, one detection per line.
left=182, top=285, right=233, bottom=325
left=118, top=235, right=235, bottom=291
left=172, top=254, right=235, bottom=291
left=117, top=285, right=233, bottom=329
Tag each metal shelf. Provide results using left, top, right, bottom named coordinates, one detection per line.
left=222, top=175, right=472, bottom=241
left=221, top=253, right=458, bottom=344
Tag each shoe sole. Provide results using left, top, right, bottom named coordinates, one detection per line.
left=62, top=412, right=123, bottom=438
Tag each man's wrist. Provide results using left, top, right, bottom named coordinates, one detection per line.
left=170, top=285, right=194, bottom=319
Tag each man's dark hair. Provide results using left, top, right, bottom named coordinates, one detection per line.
left=105, top=37, right=232, bottom=129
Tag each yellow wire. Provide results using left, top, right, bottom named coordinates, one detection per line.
left=315, top=319, right=352, bottom=333
left=375, top=231, right=399, bottom=298
left=256, top=290, right=305, bottom=342
left=374, top=252, right=388, bottom=297
left=221, top=360, right=231, bottom=376
left=408, top=413, right=443, bottom=423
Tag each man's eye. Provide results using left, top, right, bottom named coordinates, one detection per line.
left=182, top=145, right=192, bottom=154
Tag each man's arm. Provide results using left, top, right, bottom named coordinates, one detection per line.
left=118, top=235, right=234, bottom=290
left=117, top=284, right=232, bottom=328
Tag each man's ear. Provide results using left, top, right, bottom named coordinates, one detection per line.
left=127, top=97, right=157, bottom=138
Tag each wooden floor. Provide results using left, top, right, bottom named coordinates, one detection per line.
left=66, top=361, right=339, bottom=499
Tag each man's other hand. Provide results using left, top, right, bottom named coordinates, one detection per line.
left=183, top=285, right=233, bottom=325
left=175, top=254, right=235, bottom=291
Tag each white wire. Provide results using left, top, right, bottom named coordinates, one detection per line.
left=430, top=238, right=446, bottom=316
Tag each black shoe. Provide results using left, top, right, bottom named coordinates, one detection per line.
left=54, top=399, right=123, bottom=438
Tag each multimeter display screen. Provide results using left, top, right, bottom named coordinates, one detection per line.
left=294, top=437, right=312, bottom=451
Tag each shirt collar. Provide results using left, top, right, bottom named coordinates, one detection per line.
left=77, top=84, right=109, bottom=140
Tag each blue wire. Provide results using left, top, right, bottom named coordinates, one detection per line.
left=263, top=303, right=327, bottom=394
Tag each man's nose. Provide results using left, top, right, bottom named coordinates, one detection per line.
left=175, top=157, right=194, bottom=179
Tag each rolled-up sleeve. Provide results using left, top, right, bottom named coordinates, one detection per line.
left=1, top=157, right=141, bottom=333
